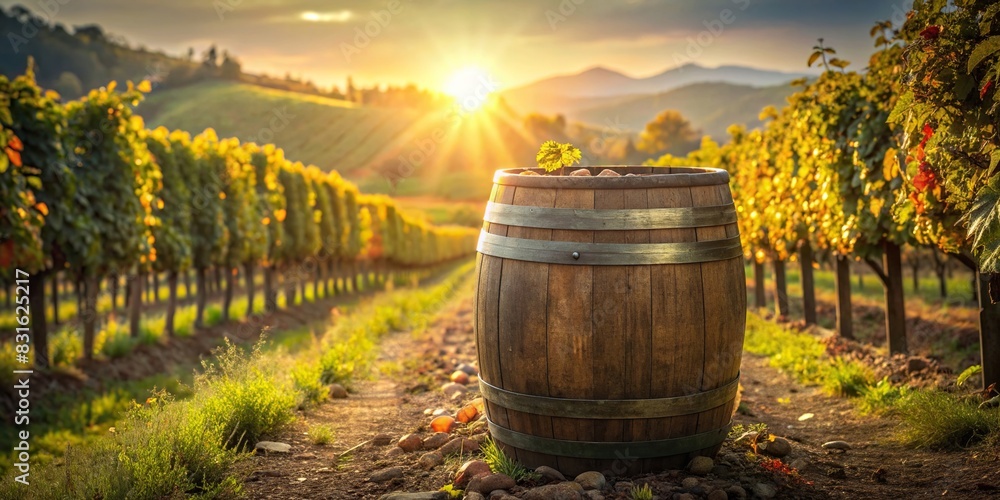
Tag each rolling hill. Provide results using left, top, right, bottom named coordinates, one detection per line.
left=138, top=81, right=542, bottom=200
left=570, top=81, right=795, bottom=140
left=502, top=63, right=805, bottom=113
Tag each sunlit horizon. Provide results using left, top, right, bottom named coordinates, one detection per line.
left=0, top=0, right=908, bottom=90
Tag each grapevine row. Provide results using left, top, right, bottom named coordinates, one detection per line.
left=655, top=0, right=1000, bottom=389
left=0, top=65, right=478, bottom=366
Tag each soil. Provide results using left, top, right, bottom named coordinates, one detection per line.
left=244, top=291, right=1000, bottom=500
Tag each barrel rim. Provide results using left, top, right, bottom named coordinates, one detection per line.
left=494, top=165, right=730, bottom=188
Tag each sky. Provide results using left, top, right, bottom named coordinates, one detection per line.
left=1, top=0, right=913, bottom=91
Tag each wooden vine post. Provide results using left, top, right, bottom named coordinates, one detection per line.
left=799, top=242, right=817, bottom=325
left=976, top=273, right=1000, bottom=390
left=864, top=240, right=907, bottom=354
left=773, top=259, right=789, bottom=319
left=833, top=255, right=853, bottom=339
left=753, top=260, right=766, bottom=309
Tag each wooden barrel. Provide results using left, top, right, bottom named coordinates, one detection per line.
left=474, top=166, right=746, bottom=477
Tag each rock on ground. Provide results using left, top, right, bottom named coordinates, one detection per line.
left=397, top=434, right=423, bottom=452
left=752, top=482, right=778, bottom=498
left=450, top=370, right=470, bottom=384
left=454, top=459, right=492, bottom=488
left=688, top=456, right=715, bottom=475
left=422, top=432, right=450, bottom=450
left=417, top=451, right=443, bottom=470
left=369, top=466, right=404, bottom=482
left=574, top=471, right=606, bottom=490
left=441, top=382, right=467, bottom=399
left=762, top=436, right=792, bottom=457
left=535, top=465, right=565, bottom=483
left=822, top=440, right=851, bottom=451
left=708, top=489, right=729, bottom=500
left=522, top=482, right=584, bottom=500
left=378, top=493, right=447, bottom=500
left=328, top=383, right=348, bottom=398
left=438, top=437, right=478, bottom=456
left=254, top=441, right=291, bottom=453
left=467, top=473, right=516, bottom=494
left=726, top=485, right=747, bottom=499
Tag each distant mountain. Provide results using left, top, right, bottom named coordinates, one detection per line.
left=569, top=81, right=795, bottom=141
left=502, top=63, right=807, bottom=117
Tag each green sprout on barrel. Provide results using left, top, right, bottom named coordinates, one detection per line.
left=535, top=140, right=582, bottom=175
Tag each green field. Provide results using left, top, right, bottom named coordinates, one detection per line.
left=139, top=81, right=538, bottom=200
left=140, top=81, right=423, bottom=177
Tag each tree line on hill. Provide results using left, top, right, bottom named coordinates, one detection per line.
left=0, top=5, right=457, bottom=110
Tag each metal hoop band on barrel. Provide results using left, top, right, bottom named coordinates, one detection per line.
left=482, top=202, right=738, bottom=230
left=477, top=232, right=743, bottom=265
left=478, top=374, right=739, bottom=419
left=487, top=420, right=729, bottom=459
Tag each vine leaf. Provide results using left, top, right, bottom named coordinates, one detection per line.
left=807, top=52, right=822, bottom=68
left=963, top=178, right=1000, bottom=273
left=536, top=140, right=582, bottom=174
left=968, top=36, right=1000, bottom=73
left=957, top=364, right=982, bottom=387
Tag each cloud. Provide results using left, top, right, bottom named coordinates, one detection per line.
left=0, top=0, right=916, bottom=86
left=299, top=10, right=353, bottom=23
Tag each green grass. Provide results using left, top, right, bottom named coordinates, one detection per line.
left=193, top=340, right=298, bottom=449
left=747, top=312, right=1000, bottom=450
left=0, top=370, right=195, bottom=474
left=395, top=197, right=486, bottom=228
left=822, top=358, right=876, bottom=398
left=1, top=260, right=477, bottom=497
left=630, top=484, right=654, bottom=500
left=312, top=261, right=475, bottom=389
left=291, top=358, right=329, bottom=406
left=857, top=378, right=910, bottom=415
left=744, top=312, right=829, bottom=387
left=481, top=436, right=537, bottom=482
left=97, top=317, right=137, bottom=359
left=895, top=390, right=1000, bottom=449
left=747, top=262, right=977, bottom=310
left=308, top=424, right=335, bottom=446
left=744, top=312, right=876, bottom=398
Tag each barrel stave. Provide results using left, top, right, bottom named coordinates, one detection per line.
left=476, top=168, right=746, bottom=477
left=477, top=183, right=514, bottom=439
left=498, top=186, right=557, bottom=468
left=547, top=187, right=598, bottom=474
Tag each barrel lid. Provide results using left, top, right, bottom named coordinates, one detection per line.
left=494, top=166, right=730, bottom=189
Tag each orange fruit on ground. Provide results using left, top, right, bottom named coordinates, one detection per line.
left=456, top=404, right=478, bottom=423
left=430, top=415, right=455, bottom=433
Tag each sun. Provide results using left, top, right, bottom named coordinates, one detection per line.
left=442, top=66, right=497, bottom=111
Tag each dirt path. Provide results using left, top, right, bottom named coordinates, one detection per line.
left=245, top=292, right=1000, bottom=500
left=243, top=294, right=478, bottom=499
left=734, top=355, right=999, bottom=499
